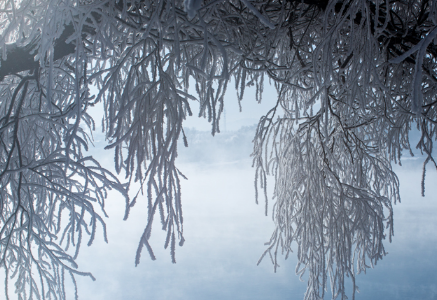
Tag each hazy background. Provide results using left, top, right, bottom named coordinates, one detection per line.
left=69, top=85, right=437, bottom=299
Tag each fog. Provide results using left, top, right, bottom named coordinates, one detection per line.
left=1, top=84, right=434, bottom=300
left=68, top=122, right=437, bottom=300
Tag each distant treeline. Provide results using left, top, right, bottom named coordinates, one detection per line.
left=177, top=125, right=257, bottom=164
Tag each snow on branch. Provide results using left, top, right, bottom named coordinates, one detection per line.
left=0, top=0, right=437, bottom=299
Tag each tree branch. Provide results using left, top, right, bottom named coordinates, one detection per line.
left=0, top=24, right=76, bottom=80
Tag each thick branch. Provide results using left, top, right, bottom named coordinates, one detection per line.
left=0, top=24, right=76, bottom=80
left=0, top=1, right=130, bottom=80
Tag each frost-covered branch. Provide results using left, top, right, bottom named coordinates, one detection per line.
left=1, top=0, right=437, bottom=299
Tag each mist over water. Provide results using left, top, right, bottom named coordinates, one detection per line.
left=68, top=125, right=437, bottom=300
left=0, top=119, right=434, bottom=300
left=73, top=125, right=307, bottom=300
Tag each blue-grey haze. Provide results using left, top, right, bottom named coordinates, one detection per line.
left=68, top=125, right=437, bottom=300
